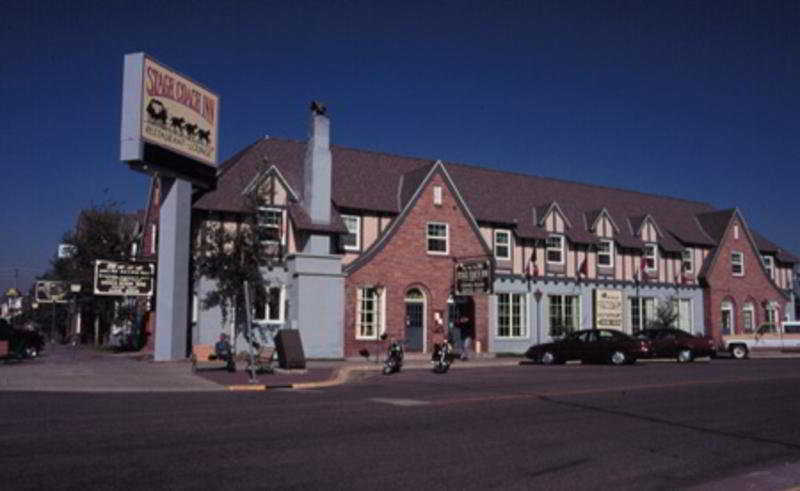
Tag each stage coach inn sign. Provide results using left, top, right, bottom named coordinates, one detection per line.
left=120, top=53, right=219, bottom=184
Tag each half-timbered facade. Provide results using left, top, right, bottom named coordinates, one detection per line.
left=187, top=107, right=797, bottom=358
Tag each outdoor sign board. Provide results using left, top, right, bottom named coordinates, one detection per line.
left=454, top=260, right=492, bottom=296
left=94, top=260, right=155, bottom=297
left=35, top=281, right=68, bottom=303
left=58, top=243, right=77, bottom=259
left=594, top=288, right=623, bottom=330
left=120, top=52, right=219, bottom=186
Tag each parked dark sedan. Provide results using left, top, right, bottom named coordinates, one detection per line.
left=525, top=329, right=651, bottom=365
left=0, top=320, right=45, bottom=359
left=636, top=328, right=715, bottom=362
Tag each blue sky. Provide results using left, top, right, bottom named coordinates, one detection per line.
left=1, top=0, right=798, bottom=294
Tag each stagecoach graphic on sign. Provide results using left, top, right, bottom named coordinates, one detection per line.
left=145, top=98, right=213, bottom=148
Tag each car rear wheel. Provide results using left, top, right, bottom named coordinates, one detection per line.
left=677, top=348, right=693, bottom=363
left=730, top=344, right=749, bottom=360
left=540, top=351, right=558, bottom=365
left=609, top=350, right=627, bottom=366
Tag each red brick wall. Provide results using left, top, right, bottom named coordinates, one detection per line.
left=704, top=216, right=787, bottom=340
left=344, top=172, right=489, bottom=357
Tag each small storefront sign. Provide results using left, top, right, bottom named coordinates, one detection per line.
left=35, top=281, right=68, bottom=303
left=594, top=288, right=623, bottom=330
left=94, top=260, right=155, bottom=296
left=455, top=260, right=492, bottom=296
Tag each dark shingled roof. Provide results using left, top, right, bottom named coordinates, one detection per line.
left=194, top=137, right=796, bottom=263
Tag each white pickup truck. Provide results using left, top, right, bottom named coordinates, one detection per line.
left=720, top=321, right=800, bottom=359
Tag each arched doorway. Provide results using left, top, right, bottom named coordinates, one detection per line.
left=405, top=288, right=426, bottom=352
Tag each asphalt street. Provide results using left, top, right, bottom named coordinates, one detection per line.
left=3, top=355, right=800, bottom=489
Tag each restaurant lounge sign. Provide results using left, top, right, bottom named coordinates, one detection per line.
left=594, top=288, right=623, bottom=330
left=121, top=53, right=219, bottom=167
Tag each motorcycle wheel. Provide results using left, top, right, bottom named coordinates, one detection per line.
left=383, top=359, right=396, bottom=375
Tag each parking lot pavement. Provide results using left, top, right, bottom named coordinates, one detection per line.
left=0, top=343, right=222, bottom=393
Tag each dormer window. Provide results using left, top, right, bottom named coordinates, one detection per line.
left=494, top=230, right=511, bottom=260
left=644, top=244, right=658, bottom=272
left=257, top=207, right=283, bottom=244
left=762, top=255, right=774, bottom=279
left=341, top=215, right=361, bottom=251
left=682, top=249, right=693, bottom=273
left=597, top=239, right=614, bottom=268
left=546, top=234, right=564, bottom=264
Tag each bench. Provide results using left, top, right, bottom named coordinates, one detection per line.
left=190, top=344, right=235, bottom=372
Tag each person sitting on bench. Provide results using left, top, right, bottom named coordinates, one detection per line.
left=212, top=333, right=236, bottom=372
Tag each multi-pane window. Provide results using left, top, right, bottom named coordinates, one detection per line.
left=721, top=300, right=733, bottom=335
left=597, top=239, right=614, bottom=268
left=644, top=244, right=658, bottom=272
left=671, top=298, right=693, bottom=332
left=257, top=208, right=283, bottom=244
left=764, top=304, right=778, bottom=332
left=549, top=294, right=579, bottom=336
left=731, top=252, right=744, bottom=276
left=546, top=235, right=564, bottom=264
left=630, top=296, right=656, bottom=333
left=682, top=249, right=693, bottom=273
left=742, top=302, right=754, bottom=333
left=356, top=287, right=384, bottom=339
left=762, top=256, right=774, bottom=279
left=253, top=286, right=284, bottom=323
left=497, top=293, right=527, bottom=338
left=341, top=215, right=360, bottom=251
left=426, top=222, right=448, bottom=254
left=494, top=230, right=511, bottom=260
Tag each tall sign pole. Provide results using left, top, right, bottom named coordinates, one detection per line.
left=120, top=53, right=219, bottom=361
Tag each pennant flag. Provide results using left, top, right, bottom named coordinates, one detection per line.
left=527, top=249, right=538, bottom=277
left=579, top=258, right=587, bottom=276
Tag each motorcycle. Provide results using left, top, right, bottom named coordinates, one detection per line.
left=382, top=338, right=405, bottom=375
left=432, top=341, right=453, bottom=374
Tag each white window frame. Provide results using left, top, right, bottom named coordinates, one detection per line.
left=721, top=300, right=734, bottom=335
left=494, top=229, right=511, bottom=261
left=762, top=255, right=774, bottom=280
left=742, top=302, right=754, bottom=333
left=682, top=249, right=694, bottom=273
left=426, top=222, right=449, bottom=255
left=548, top=294, right=581, bottom=335
left=496, top=293, right=528, bottom=338
left=630, top=296, right=657, bottom=333
left=731, top=251, right=744, bottom=276
left=546, top=234, right=565, bottom=265
left=671, top=298, right=693, bottom=333
left=253, top=285, right=285, bottom=324
left=644, top=243, right=658, bottom=272
left=257, top=207, right=285, bottom=245
left=341, top=214, right=361, bottom=252
left=355, top=286, right=386, bottom=340
left=597, top=239, right=614, bottom=268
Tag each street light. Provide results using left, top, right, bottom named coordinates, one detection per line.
left=70, top=283, right=82, bottom=345
left=534, top=289, right=543, bottom=344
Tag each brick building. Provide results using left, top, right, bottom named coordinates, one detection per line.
left=185, top=106, right=797, bottom=358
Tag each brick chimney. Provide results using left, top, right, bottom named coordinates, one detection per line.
left=303, top=101, right=331, bottom=225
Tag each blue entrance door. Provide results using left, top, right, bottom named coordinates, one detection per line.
left=406, top=302, right=424, bottom=351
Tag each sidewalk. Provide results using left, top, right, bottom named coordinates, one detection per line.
left=194, top=353, right=524, bottom=391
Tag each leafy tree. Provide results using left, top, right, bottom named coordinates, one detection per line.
left=649, top=297, right=680, bottom=330
left=193, top=193, right=273, bottom=340
left=39, top=201, right=140, bottom=342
